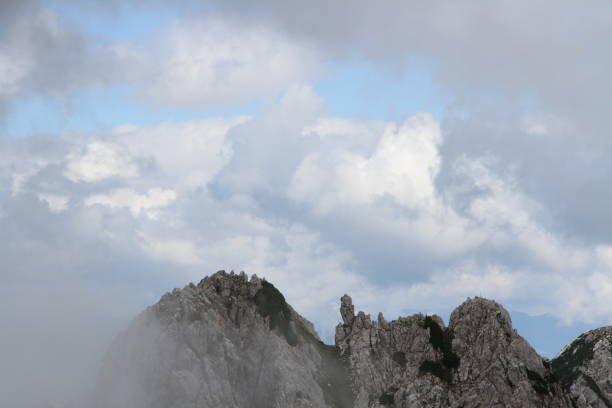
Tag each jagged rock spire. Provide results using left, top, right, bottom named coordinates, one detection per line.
left=340, top=294, right=355, bottom=325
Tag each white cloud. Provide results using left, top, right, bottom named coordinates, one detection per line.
left=84, top=188, right=176, bottom=218
left=211, top=84, right=324, bottom=194
left=301, top=117, right=388, bottom=154
left=65, top=141, right=138, bottom=183
left=596, top=245, right=612, bottom=269
left=114, top=117, right=248, bottom=190
left=5, top=100, right=600, bottom=330
left=289, top=112, right=482, bottom=257
left=115, top=17, right=322, bottom=108
left=38, top=193, right=68, bottom=213
left=290, top=112, right=442, bottom=211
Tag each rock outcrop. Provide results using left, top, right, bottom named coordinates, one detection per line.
left=335, top=295, right=570, bottom=407
left=552, top=327, right=612, bottom=407
left=94, top=271, right=353, bottom=408
left=94, top=271, right=612, bottom=407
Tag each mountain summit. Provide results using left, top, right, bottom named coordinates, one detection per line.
left=94, top=271, right=612, bottom=407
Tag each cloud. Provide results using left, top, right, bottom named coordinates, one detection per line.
left=114, top=16, right=322, bottom=109
left=455, top=156, right=590, bottom=272
left=288, top=111, right=482, bottom=267
left=2, top=88, right=610, bottom=334
left=4, top=87, right=612, bottom=407
left=84, top=187, right=176, bottom=218
left=210, top=0, right=612, bottom=110
left=112, top=117, right=248, bottom=191
left=0, top=2, right=112, bottom=120
left=38, top=193, right=69, bottom=213
left=203, top=0, right=612, bottom=247
left=0, top=3, right=324, bottom=123
left=290, top=112, right=442, bottom=211
left=212, top=84, right=324, bottom=194
left=64, top=141, right=139, bottom=182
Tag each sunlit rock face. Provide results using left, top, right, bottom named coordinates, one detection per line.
left=95, top=271, right=612, bottom=408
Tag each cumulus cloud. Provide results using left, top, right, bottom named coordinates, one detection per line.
left=3, top=89, right=610, bottom=330
left=288, top=111, right=482, bottom=266
left=290, top=112, right=442, bottom=211
left=205, top=0, right=612, bottom=245
left=212, top=84, right=324, bottom=194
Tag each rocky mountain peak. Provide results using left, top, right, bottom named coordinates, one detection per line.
left=193, top=270, right=272, bottom=303
left=95, top=271, right=347, bottom=408
left=94, top=272, right=612, bottom=407
left=449, top=296, right=513, bottom=333
left=552, top=327, right=612, bottom=407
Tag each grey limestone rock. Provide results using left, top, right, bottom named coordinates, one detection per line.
left=94, top=272, right=612, bottom=407
left=94, top=271, right=353, bottom=408
left=336, top=296, right=571, bottom=407
left=552, top=327, right=612, bottom=407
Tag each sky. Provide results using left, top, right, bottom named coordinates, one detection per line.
left=2, top=1, right=612, bottom=406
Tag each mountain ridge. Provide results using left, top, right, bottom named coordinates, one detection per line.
left=94, top=270, right=612, bottom=407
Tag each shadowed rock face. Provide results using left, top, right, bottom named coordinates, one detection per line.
left=94, top=271, right=612, bottom=408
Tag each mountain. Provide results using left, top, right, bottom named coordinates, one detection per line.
left=93, top=271, right=612, bottom=407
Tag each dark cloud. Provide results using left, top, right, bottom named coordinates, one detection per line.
left=0, top=2, right=117, bottom=123
left=207, top=0, right=612, bottom=107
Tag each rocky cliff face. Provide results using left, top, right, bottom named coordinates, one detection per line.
left=552, top=327, right=612, bottom=407
left=94, top=271, right=612, bottom=407
left=94, top=271, right=353, bottom=408
left=336, top=295, right=571, bottom=407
